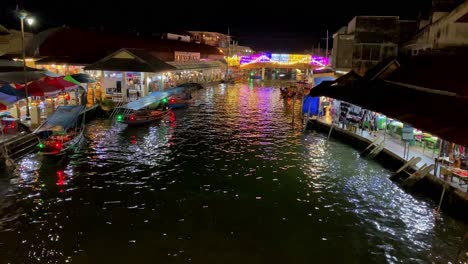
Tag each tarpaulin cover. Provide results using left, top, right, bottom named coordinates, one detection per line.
left=314, top=76, right=335, bottom=86
left=119, top=87, right=187, bottom=111
left=34, top=105, right=85, bottom=133
left=302, top=96, right=320, bottom=115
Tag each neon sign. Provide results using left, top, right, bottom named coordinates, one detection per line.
left=230, top=53, right=329, bottom=67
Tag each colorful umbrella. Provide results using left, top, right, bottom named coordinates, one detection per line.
left=63, top=75, right=81, bottom=85
left=18, top=80, right=61, bottom=97
left=70, top=73, right=95, bottom=83
left=43, top=76, right=78, bottom=91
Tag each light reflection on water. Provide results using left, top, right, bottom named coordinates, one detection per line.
left=0, top=83, right=466, bottom=263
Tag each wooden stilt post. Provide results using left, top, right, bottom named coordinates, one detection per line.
left=437, top=186, right=446, bottom=213
left=327, top=125, right=333, bottom=141
left=292, top=91, right=295, bottom=125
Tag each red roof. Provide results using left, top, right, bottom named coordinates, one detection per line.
left=37, top=28, right=223, bottom=65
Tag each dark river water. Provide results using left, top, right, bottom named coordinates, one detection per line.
left=0, top=82, right=466, bottom=263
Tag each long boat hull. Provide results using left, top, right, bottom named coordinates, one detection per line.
left=40, top=131, right=84, bottom=156
left=118, top=110, right=170, bottom=126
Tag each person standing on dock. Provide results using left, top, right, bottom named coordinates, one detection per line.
left=339, top=101, right=350, bottom=129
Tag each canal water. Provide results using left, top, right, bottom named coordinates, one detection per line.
left=0, top=82, right=466, bottom=263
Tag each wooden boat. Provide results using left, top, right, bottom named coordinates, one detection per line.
left=34, top=105, right=86, bottom=156
left=38, top=129, right=84, bottom=156
left=118, top=109, right=170, bottom=126
left=113, top=85, right=193, bottom=126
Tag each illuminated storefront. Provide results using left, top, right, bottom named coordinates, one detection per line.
left=36, top=64, right=84, bottom=75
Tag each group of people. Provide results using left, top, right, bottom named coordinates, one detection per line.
left=334, top=101, right=379, bottom=135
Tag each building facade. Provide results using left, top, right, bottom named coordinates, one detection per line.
left=187, top=31, right=231, bottom=48
left=331, top=27, right=354, bottom=72
left=332, top=16, right=419, bottom=75
left=0, top=25, right=34, bottom=57
left=402, top=0, right=468, bottom=55
left=348, top=16, right=400, bottom=75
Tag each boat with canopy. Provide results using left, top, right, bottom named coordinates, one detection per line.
left=114, top=86, right=190, bottom=125
left=34, top=105, right=86, bottom=156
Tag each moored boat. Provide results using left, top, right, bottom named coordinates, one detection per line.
left=117, top=109, right=170, bottom=126
left=34, top=105, right=86, bottom=156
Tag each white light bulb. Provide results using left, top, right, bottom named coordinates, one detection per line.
left=26, top=17, right=34, bottom=25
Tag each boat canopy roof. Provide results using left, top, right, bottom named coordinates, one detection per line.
left=34, top=105, right=85, bottom=133
left=119, top=86, right=188, bottom=111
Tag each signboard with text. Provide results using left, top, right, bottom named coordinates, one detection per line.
left=402, top=125, right=414, bottom=141
left=174, top=51, right=200, bottom=62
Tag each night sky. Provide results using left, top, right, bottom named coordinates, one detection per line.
left=2, top=0, right=430, bottom=52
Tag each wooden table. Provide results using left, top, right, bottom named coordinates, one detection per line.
left=441, top=167, right=468, bottom=191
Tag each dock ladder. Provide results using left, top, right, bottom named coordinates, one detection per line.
left=361, top=136, right=385, bottom=159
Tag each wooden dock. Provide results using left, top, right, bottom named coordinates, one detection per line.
left=307, top=118, right=468, bottom=220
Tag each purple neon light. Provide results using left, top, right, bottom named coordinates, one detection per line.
left=239, top=53, right=329, bottom=66
left=240, top=53, right=272, bottom=65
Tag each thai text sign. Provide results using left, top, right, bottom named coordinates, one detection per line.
left=175, top=51, right=200, bottom=62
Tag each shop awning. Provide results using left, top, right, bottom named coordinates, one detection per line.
left=84, top=48, right=176, bottom=73
left=309, top=69, right=468, bottom=147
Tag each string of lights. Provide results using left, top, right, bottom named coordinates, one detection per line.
left=228, top=53, right=329, bottom=67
